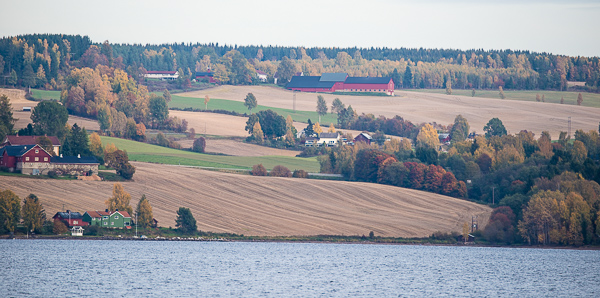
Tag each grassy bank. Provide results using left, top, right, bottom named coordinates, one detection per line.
left=100, top=136, right=320, bottom=172
left=31, top=89, right=61, bottom=100
left=404, top=89, right=600, bottom=108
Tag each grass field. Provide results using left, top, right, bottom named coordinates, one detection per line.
left=168, top=94, right=338, bottom=124
left=100, top=136, right=320, bottom=172
left=405, top=89, right=600, bottom=108
left=31, top=89, right=61, bottom=100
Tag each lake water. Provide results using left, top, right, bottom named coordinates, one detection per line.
left=1, top=240, right=599, bottom=297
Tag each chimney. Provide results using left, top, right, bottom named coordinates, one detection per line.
left=105, top=209, right=109, bottom=212
left=60, top=154, right=63, bottom=158
left=116, top=209, right=119, bottom=211
left=66, top=210, right=70, bottom=213
left=77, top=154, right=80, bottom=158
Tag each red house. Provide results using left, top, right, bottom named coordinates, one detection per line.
left=286, top=73, right=394, bottom=95
left=196, top=71, right=217, bottom=83
left=354, top=133, right=373, bottom=145
left=0, top=144, right=53, bottom=174
left=2, top=135, right=61, bottom=155
left=53, top=210, right=88, bottom=228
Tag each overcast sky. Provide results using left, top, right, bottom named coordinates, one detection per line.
left=1, top=0, right=599, bottom=57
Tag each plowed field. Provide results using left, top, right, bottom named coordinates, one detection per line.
left=0, top=162, right=490, bottom=237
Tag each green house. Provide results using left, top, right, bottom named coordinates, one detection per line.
left=83, top=209, right=132, bottom=229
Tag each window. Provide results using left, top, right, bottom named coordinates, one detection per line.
left=104, top=222, right=107, bottom=225
left=26, top=157, right=29, bottom=161
left=103, top=216, right=108, bottom=220
left=35, top=157, right=39, bottom=161
left=115, top=216, right=119, bottom=219
left=124, top=222, right=129, bottom=225
left=74, top=220, right=78, bottom=224
left=111, top=222, right=114, bottom=225
left=44, top=157, right=48, bottom=161
left=35, top=149, right=39, bottom=153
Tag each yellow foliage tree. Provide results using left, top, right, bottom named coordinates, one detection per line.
left=286, top=115, right=294, bottom=132
left=313, top=122, right=323, bottom=135
left=252, top=122, right=264, bottom=143
left=105, top=183, right=133, bottom=215
left=89, top=132, right=104, bottom=158
left=383, top=138, right=400, bottom=152
left=22, top=194, right=45, bottom=233
left=494, top=145, right=524, bottom=169
left=537, top=132, right=553, bottom=159
left=328, top=123, right=336, bottom=133
left=104, top=143, right=118, bottom=155
left=416, top=123, right=439, bottom=149
left=135, top=194, right=154, bottom=228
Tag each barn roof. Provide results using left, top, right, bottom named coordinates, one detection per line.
left=287, top=76, right=335, bottom=88
left=0, top=144, right=46, bottom=157
left=319, top=132, right=339, bottom=138
left=146, top=71, right=177, bottom=75
left=53, top=211, right=84, bottom=219
left=344, top=77, right=392, bottom=84
left=4, top=135, right=61, bottom=146
left=51, top=155, right=99, bottom=164
left=196, top=72, right=214, bottom=77
left=320, top=73, right=348, bottom=82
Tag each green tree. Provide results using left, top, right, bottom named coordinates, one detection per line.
left=256, top=109, right=286, bottom=139
left=97, top=105, right=111, bottom=132
left=304, top=119, right=314, bottom=137
left=22, top=194, right=46, bottom=233
left=192, top=137, right=206, bottom=153
left=244, top=93, right=257, bottom=111
left=136, top=195, right=153, bottom=228
left=163, top=89, right=172, bottom=103
left=105, top=183, right=133, bottom=215
left=149, top=94, right=169, bottom=126
left=0, top=95, right=16, bottom=141
left=450, top=115, right=470, bottom=143
left=471, top=89, right=476, bottom=97
left=8, top=69, right=18, bottom=86
left=276, top=56, right=296, bottom=84
left=245, top=113, right=259, bottom=134
left=30, top=100, right=68, bottom=137
left=403, top=65, right=413, bottom=88
left=0, top=189, right=21, bottom=234
left=62, top=123, right=91, bottom=156
left=331, top=98, right=345, bottom=114
left=175, top=207, right=197, bottom=234
left=36, top=136, right=55, bottom=156
left=483, top=118, right=507, bottom=139
left=316, top=95, right=327, bottom=123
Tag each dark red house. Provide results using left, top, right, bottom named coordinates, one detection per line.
left=53, top=210, right=88, bottom=228
left=354, top=133, right=373, bottom=145
left=196, top=71, right=217, bottom=83
left=287, top=73, right=394, bottom=95
left=0, top=144, right=52, bottom=174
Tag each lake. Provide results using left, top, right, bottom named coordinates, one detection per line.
left=1, top=240, right=599, bottom=297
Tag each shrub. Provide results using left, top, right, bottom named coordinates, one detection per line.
left=270, top=165, right=291, bottom=177
left=192, top=137, right=206, bottom=153
left=47, top=170, right=58, bottom=178
left=251, top=164, right=267, bottom=176
left=292, top=169, right=309, bottom=178
left=53, top=221, right=69, bottom=235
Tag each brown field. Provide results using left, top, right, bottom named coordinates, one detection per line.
left=176, top=138, right=301, bottom=157
left=0, top=162, right=490, bottom=237
left=180, top=86, right=600, bottom=139
left=1, top=88, right=100, bottom=131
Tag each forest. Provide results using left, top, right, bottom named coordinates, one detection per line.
left=1, top=34, right=600, bottom=92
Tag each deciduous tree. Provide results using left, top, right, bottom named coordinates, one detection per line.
left=163, top=89, right=171, bottom=103
left=192, top=137, right=206, bottom=153
left=270, top=165, right=291, bottom=177
left=31, top=100, right=68, bottom=138
left=450, top=115, right=470, bottom=143
left=0, top=189, right=21, bottom=233
left=105, top=183, right=133, bottom=215
left=244, top=93, right=257, bottom=111
left=251, top=164, right=267, bottom=176
left=316, top=95, right=328, bottom=123
left=313, top=122, right=323, bottom=135
left=204, top=95, right=210, bottom=110
left=22, top=194, right=45, bottom=233
left=136, top=194, right=153, bottom=228
left=498, top=86, right=505, bottom=99
left=577, top=93, right=583, bottom=105
left=483, top=118, right=507, bottom=139
left=331, top=98, right=344, bottom=114
left=416, top=123, right=439, bottom=150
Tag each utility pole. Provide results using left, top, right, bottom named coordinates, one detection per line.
left=492, top=187, right=496, bottom=205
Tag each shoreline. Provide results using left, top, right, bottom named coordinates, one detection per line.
left=3, top=235, right=599, bottom=251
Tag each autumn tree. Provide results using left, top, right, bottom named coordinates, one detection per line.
left=498, top=86, right=505, bottom=99
left=135, top=194, right=153, bottom=228
left=450, top=115, right=470, bottom=143
left=445, top=81, right=452, bottom=95
left=175, top=207, right=197, bottom=234
left=560, top=96, right=564, bottom=104
left=483, top=118, right=507, bottom=139
left=252, top=122, right=264, bottom=143
left=163, top=89, right=172, bottom=103
left=536, top=94, right=541, bottom=102
left=244, top=93, right=257, bottom=111
left=105, top=183, right=133, bottom=215
left=104, top=149, right=135, bottom=179
left=0, top=189, right=21, bottom=234
left=192, top=137, right=206, bottom=153
left=22, top=194, right=46, bottom=233
left=270, top=165, right=291, bottom=177
left=316, top=95, right=327, bottom=123
left=416, top=123, right=440, bottom=150
left=328, top=123, right=336, bottom=133
left=36, top=136, right=55, bottom=156
left=204, top=95, right=210, bottom=110
left=53, top=220, right=68, bottom=235
left=313, top=122, right=323, bottom=135
left=251, top=164, right=267, bottom=176
left=518, top=190, right=563, bottom=245
left=89, top=132, right=104, bottom=164
left=577, top=93, right=583, bottom=106
left=276, top=56, right=297, bottom=84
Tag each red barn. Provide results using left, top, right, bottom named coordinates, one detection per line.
left=0, top=144, right=52, bottom=174
left=196, top=71, right=217, bottom=83
left=53, top=211, right=88, bottom=228
left=354, top=133, right=373, bottom=145
left=287, top=73, right=394, bottom=95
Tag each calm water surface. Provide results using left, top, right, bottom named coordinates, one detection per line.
left=1, top=240, right=599, bottom=297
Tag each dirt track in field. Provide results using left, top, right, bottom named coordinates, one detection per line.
left=1, top=88, right=100, bottom=131
left=180, top=85, right=600, bottom=139
left=0, top=162, right=490, bottom=237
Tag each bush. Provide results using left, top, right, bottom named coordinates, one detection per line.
left=270, top=165, right=291, bottom=177
left=251, top=164, right=267, bottom=176
left=53, top=221, right=69, bottom=235
left=292, top=169, right=309, bottom=178
left=192, top=137, right=206, bottom=153
left=117, top=162, right=136, bottom=180
left=85, top=225, right=102, bottom=236
left=47, top=170, right=58, bottom=178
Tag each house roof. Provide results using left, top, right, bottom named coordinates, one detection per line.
left=85, top=210, right=110, bottom=218
left=256, top=70, right=267, bottom=75
left=51, top=155, right=99, bottom=164
left=146, top=71, right=177, bottom=75
left=4, top=135, right=61, bottom=146
left=319, top=132, right=339, bottom=139
left=0, top=144, right=50, bottom=157
left=320, top=73, right=348, bottom=82
left=196, top=72, right=214, bottom=77
left=286, top=76, right=335, bottom=88
left=114, top=210, right=131, bottom=218
left=356, top=133, right=372, bottom=140
left=53, top=211, right=84, bottom=219
left=344, top=77, right=393, bottom=84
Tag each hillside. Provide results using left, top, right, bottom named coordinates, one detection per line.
left=0, top=162, right=490, bottom=238
left=180, top=86, right=600, bottom=139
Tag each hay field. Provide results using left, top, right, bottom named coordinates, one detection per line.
left=1, top=88, right=100, bottom=131
left=176, top=138, right=301, bottom=157
left=0, top=162, right=490, bottom=237
left=180, top=86, right=600, bottom=139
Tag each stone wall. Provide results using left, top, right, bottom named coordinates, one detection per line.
left=17, top=162, right=98, bottom=176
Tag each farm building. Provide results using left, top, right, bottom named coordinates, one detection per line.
left=287, top=73, right=394, bottom=95
left=144, top=71, right=179, bottom=80
left=354, top=133, right=373, bottom=145
left=304, top=132, right=341, bottom=147
left=0, top=144, right=99, bottom=175
left=53, top=210, right=87, bottom=228
left=196, top=71, right=217, bottom=83
left=256, top=70, right=268, bottom=82
left=2, top=135, right=61, bottom=155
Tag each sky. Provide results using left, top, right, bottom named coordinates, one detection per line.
left=1, top=0, right=599, bottom=57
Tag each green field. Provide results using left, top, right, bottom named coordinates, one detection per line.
left=168, top=94, right=338, bottom=124
left=31, top=89, right=61, bottom=100
left=405, top=89, right=600, bottom=108
left=100, top=136, right=320, bottom=172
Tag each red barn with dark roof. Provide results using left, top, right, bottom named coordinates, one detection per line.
left=287, top=73, right=394, bottom=95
